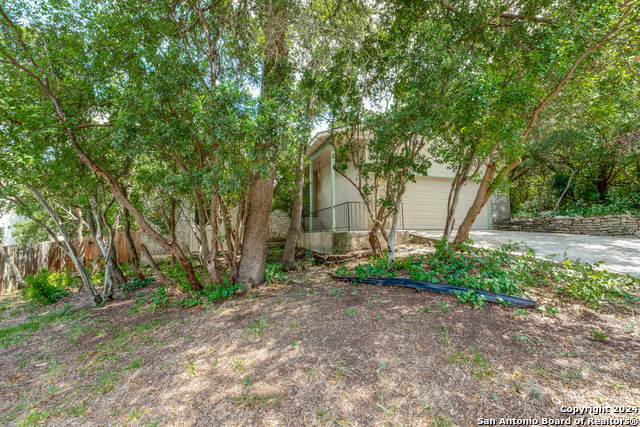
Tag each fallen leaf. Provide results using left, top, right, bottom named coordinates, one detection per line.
left=8, top=374, right=23, bottom=383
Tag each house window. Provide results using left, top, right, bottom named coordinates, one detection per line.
left=0, top=227, right=4, bottom=241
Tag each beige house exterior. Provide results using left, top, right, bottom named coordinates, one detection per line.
left=301, top=129, right=498, bottom=253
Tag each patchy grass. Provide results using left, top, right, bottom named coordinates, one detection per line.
left=0, top=245, right=638, bottom=426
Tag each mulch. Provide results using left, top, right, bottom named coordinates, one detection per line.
left=0, top=248, right=638, bottom=426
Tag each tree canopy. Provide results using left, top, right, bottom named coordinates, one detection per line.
left=0, top=0, right=638, bottom=301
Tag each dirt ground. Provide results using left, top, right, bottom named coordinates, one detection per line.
left=0, top=246, right=639, bottom=426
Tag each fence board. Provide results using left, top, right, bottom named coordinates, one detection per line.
left=0, top=229, right=142, bottom=292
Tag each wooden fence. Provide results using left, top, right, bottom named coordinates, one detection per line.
left=0, top=230, right=141, bottom=293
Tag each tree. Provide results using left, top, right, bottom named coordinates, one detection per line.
left=358, top=0, right=640, bottom=246
left=237, top=0, right=295, bottom=287
left=438, top=0, right=640, bottom=246
left=510, top=54, right=640, bottom=216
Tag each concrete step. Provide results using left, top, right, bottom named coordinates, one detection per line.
left=302, top=216, right=327, bottom=231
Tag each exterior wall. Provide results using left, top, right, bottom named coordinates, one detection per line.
left=0, top=213, right=28, bottom=246
left=426, top=160, right=457, bottom=178
left=306, top=134, right=493, bottom=233
left=314, top=165, right=333, bottom=228
left=497, top=215, right=640, bottom=237
left=299, top=230, right=410, bottom=254
left=335, top=163, right=362, bottom=205
left=316, top=164, right=332, bottom=210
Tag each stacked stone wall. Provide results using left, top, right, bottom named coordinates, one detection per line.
left=497, top=215, right=640, bottom=237
left=141, top=209, right=292, bottom=256
left=490, top=191, right=511, bottom=226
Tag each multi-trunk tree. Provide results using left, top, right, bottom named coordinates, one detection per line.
left=0, top=0, right=310, bottom=292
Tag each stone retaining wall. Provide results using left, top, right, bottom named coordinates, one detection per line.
left=497, top=215, right=640, bottom=237
left=490, top=191, right=511, bottom=226
left=143, top=209, right=292, bottom=256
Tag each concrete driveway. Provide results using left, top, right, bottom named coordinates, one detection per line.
left=410, top=230, right=640, bottom=276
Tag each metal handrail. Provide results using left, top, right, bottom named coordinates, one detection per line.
left=302, top=201, right=405, bottom=233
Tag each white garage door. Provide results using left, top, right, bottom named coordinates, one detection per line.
left=400, top=177, right=489, bottom=231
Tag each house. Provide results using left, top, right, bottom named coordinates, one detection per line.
left=0, top=212, right=28, bottom=246
left=299, top=128, right=509, bottom=253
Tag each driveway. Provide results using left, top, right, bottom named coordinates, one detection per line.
left=409, top=230, right=640, bottom=276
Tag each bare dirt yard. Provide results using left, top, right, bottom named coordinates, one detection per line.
left=1, top=246, right=639, bottom=426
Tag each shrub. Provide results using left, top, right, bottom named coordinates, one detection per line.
left=161, top=262, right=190, bottom=292
left=22, top=269, right=75, bottom=305
left=514, top=189, right=640, bottom=218
left=118, top=277, right=153, bottom=294
left=264, top=262, right=287, bottom=284
left=175, top=281, right=243, bottom=308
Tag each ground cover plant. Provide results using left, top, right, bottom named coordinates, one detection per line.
left=335, top=239, right=640, bottom=310
left=0, top=245, right=638, bottom=426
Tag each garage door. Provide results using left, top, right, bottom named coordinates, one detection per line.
left=400, top=177, right=489, bottom=231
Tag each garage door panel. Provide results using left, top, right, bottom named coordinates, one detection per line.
left=402, top=177, right=488, bottom=231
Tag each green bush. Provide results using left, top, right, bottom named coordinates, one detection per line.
left=264, top=262, right=287, bottom=284
left=176, top=282, right=243, bottom=308
left=161, top=262, right=190, bottom=292
left=22, top=269, right=76, bottom=305
left=513, top=190, right=640, bottom=218
left=118, top=276, right=153, bottom=294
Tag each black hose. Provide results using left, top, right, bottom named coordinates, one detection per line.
left=329, top=273, right=536, bottom=309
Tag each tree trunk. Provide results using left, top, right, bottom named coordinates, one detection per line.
left=551, top=168, right=575, bottom=215
left=88, top=199, right=125, bottom=299
left=237, top=170, right=277, bottom=288
left=102, top=264, right=115, bottom=300
left=195, top=190, right=220, bottom=284
left=0, top=244, right=26, bottom=290
left=237, top=0, right=288, bottom=289
left=443, top=176, right=464, bottom=240
left=282, top=96, right=315, bottom=270
left=451, top=168, right=495, bottom=248
left=207, top=195, right=223, bottom=286
left=109, top=244, right=127, bottom=287
left=451, top=158, right=521, bottom=248
left=368, top=223, right=383, bottom=257
left=443, top=151, right=477, bottom=240
left=596, top=161, right=609, bottom=202
left=169, top=198, right=177, bottom=266
left=384, top=183, right=405, bottom=264
left=387, top=209, right=399, bottom=265
left=75, top=206, right=85, bottom=267
left=141, top=244, right=174, bottom=286
left=124, top=211, right=144, bottom=280
left=91, top=252, right=103, bottom=276
left=29, top=187, right=102, bottom=305
left=282, top=166, right=304, bottom=270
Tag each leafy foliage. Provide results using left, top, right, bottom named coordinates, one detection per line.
left=118, top=277, right=153, bottom=294
left=22, top=269, right=75, bottom=305
left=264, top=262, right=288, bottom=285
left=336, top=240, right=639, bottom=309
left=175, top=282, right=243, bottom=308
left=160, top=263, right=190, bottom=292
